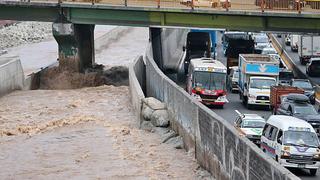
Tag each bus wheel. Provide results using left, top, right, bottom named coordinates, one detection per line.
left=310, top=169, right=317, bottom=176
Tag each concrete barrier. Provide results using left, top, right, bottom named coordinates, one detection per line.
left=129, top=55, right=146, bottom=126
left=145, top=34, right=299, bottom=179
left=0, top=56, right=24, bottom=97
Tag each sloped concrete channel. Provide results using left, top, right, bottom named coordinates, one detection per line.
left=129, top=28, right=300, bottom=180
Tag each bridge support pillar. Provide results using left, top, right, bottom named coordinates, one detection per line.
left=52, top=23, right=95, bottom=72
left=149, top=27, right=163, bottom=70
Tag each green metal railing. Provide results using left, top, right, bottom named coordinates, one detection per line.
left=12, top=0, right=320, bottom=14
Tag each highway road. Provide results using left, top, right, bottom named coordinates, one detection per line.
left=214, top=32, right=319, bottom=179
left=174, top=31, right=320, bottom=179
left=275, top=36, right=320, bottom=85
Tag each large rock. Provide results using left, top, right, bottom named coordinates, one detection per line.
left=140, top=121, right=154, bottom=132
left=142, top=103, right=154, bottom=121
left=142, top=97, right=166, bottom=110
left=151, top=109, right=169, bottom=127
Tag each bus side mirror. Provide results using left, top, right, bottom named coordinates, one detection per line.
left=183, top=46, right=186, bottom=51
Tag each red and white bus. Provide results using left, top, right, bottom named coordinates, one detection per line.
left=186, top=58, right=228, bottom=108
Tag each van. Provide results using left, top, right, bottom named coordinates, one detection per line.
left=261, top=115, right=320, bottom=176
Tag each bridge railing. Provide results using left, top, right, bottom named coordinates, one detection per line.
left=13, top=0, right=320, bottom=14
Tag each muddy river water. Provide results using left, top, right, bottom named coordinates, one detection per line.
left=0, top=86, right=202, bottom=179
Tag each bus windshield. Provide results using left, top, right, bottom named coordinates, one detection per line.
left=193, top=71, right=226, bottom=90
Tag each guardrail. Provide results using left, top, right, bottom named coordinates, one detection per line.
left=5, top=0, right=320, bottom=14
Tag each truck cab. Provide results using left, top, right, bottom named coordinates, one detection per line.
left=246, top=76, right=277, bottom=106
left=238, top=54, right=280, bottom=109
left=186, top=58, right=228, bottom=108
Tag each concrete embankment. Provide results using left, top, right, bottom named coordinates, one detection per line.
left=129, top=28, right=300, bottom=180
left=0, top=56, right=24, bottom=97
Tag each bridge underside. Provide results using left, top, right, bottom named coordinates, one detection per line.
left=0, top=2, right=320, bottom=33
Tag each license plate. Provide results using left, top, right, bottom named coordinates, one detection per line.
left=298, top=164, right=305, bottom=168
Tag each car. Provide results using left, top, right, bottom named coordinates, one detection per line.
left=279, top=69, right=294, bottom=86
left=253, top=33, right=271, bottom=54
left=227, top=66, right=239, bottom=93
left=261, top=115, right=320, bottom=176
left=290, top=79, right=315, bottom=104
left=261, top=47, right=277, bottom=55
left=275, top=93, right=320, bottom=137
left=285, top=35, right=291, bottom=46
left=306, top=57, right=320, bottom=77
left=234, top=110, right=266, bottom=146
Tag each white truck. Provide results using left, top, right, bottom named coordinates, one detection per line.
left=290, top=34, right=299, bottom=52
left=298, top=35, right=320, bottom=65
left=238, top=54, right=279, bottom=109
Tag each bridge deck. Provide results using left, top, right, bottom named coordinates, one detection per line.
left=0, top=0, right=320, bottom=32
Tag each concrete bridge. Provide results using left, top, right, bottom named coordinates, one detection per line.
left=1, top=0, right=320, bottom=71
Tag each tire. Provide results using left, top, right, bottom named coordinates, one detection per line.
left=246, top=102, right=251, bottom=110
left=300, top=58, right=304, bottom=65
left=242, top=95, right=246, bottom=105
left=300, top=57, right=307, bottom=65
left=310, top=169, right=317, bottom=176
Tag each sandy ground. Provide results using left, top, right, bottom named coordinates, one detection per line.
left=0, top=86, right=202, bottom=179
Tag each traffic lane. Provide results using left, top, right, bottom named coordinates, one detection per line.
left=214, top=33, right=319, bottom=178
left=212, top=91, right=320, bottom=178
left=275, top=37, right=320, bottom=85
left=212, top=92, right=272, bottom=124
left=176, top=31, right=319, bottom=178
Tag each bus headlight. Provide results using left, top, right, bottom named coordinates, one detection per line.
left=313, top=154, right=320, bottom=161
left=217, top=95, right=228, bottom=103
left=281, top=150, right=291, bottom=159
left=192, top=93, right=202, bottom=101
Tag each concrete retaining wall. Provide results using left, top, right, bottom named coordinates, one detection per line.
left=145, top=31, right=299, bottom=179
left=0, top=56, right=24, bottom=97
left=129, top=56, right=146, bottom=126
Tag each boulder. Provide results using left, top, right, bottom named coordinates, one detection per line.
left=142, top=97, right=166, bottom=110
left=151, top=109, right=169, bottom=127
left=142, top=103, right=154, bottom=121
left=140, top=121, right=154, bottom=132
